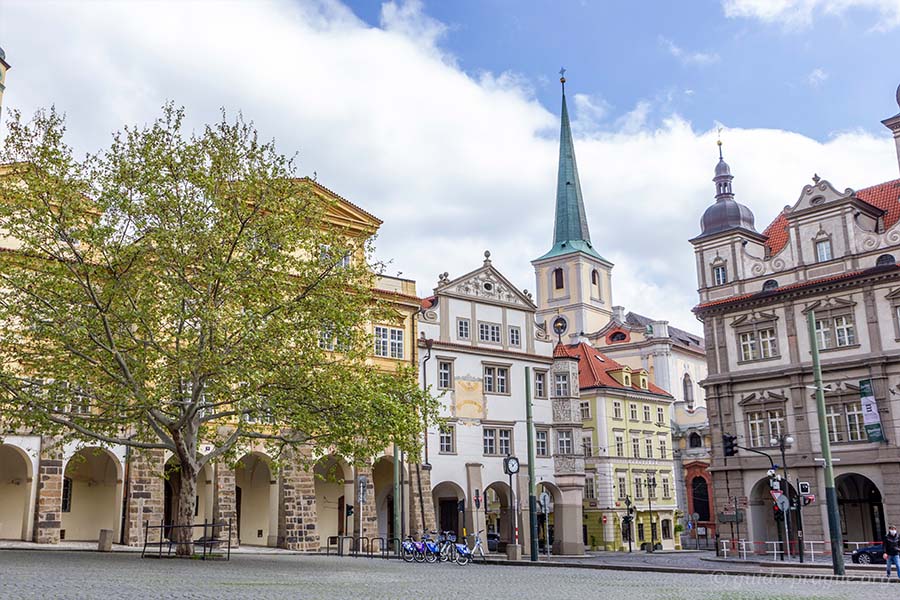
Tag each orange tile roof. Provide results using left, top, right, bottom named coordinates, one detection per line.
left=553, top=342, right=673, bottom=397
left=762, top=179, right=900, bottom=256
left=420, top=295, right=436, bottom=309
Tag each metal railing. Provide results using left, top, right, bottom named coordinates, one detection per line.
left=717, top=538, right=883, bottom=562
left=141, top=518, right=232, bottom=560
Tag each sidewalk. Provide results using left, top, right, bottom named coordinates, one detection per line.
left=0, top=539, right=305, bottom=555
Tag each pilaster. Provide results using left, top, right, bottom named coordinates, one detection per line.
left=212, top=462, right=238, bottom=548
left=278, top=450, right=318, bottom=551
left=33, top=439, right=62, bottom=544
left=123, top=449, right=165, bottom=547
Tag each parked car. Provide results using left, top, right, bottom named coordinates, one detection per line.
left=487, top=532, right=500, bottom=552
left=851, top=543, right=885, bottom=564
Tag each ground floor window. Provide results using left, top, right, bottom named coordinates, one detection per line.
left=637, top=523, right=645, bottom=541
left=661, top=519, right=672, bottom=540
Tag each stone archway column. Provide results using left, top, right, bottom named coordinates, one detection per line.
left=407, top=464, right=436, bottom=539
left=123, top=449, right=165, bottom=547
left=212, top=462, right=238, bottom=548
left=278, top=450, right=317, bottom=551
left=553, top=474, right=585, bottom=556
left=33, top=440, right=62, bottom=544
left=354, top=465, right=377, bottom=539
left=465, top=462, right=486, bottom=549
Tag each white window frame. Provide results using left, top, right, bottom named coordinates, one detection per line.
left=643, top=404, right=651, bottom=422
left=498, top=428, right=512, bottom=456
left=536, top=430, right=548, bottom=457
left=846, top=402, right=864, bottom=442
left=534, top=371, right=547, bottom=399
left=439, top=425, right=456, bottom=454
left=374, top=326, right=404, bottom=359
left=558, top=430, right=573, bottom=455
left=631, top=436, right=640, bottom=458
left=613, top=400, right=623, bottom=419
left=554, top=373, right=569, bottom=397
left=617, top=476, right=627, bottom=499
left=457, top=318, right=470, bottom=340
left=509, top=326, right=521, bottom=347
left=644, top=437, right=654, bottom=458
left=478, top=321, right=502, bottom=344
left=815, top=239, right=833, bottom=262
left=584, top=476, right=595, bottom=500
left=437, top=360, right=453, bottom=390
left=580, top=401, right=591, bottom=421
left=483, top=428, right=497, bottom=455
left=712, top=264, right=727, bottom=286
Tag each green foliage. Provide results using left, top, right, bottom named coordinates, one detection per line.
left=0, top=104, right=434, bottom=474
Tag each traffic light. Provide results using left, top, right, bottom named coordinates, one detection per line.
left=346, top=504, right=354, bottom=517
left=772, top=504, right=783, bottom=522
left=457, top=499, right=465, bottom=513
left=723, top=434, right=738, bottom=457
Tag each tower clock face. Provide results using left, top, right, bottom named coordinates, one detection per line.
left=552, top=316, right=567, bottom=337
left=505, top=456, right=520, bottom=474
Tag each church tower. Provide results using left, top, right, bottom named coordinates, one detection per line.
left=533, top=72, right=613, bottom=338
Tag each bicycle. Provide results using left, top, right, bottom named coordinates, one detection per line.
left=467, top=529, right=487, bottom=563
left=422, top=531, right=441, bottom=563
left=400, top=536, right=417, bottom=563
left=438, top=531, right=458, bottom=563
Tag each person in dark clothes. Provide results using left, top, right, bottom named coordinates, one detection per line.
left=883, top=524, right=900, bottom=579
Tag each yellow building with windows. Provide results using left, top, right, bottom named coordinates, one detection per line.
left=561, top=342, right=678, bottom=551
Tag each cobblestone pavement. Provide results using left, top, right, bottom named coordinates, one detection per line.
left=0, top=550, right=896, bottom=599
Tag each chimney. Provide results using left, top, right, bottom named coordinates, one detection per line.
left=648, top=320, right=669, bottom=339
left=882, top=83, right=900, bottom=176
left=612, top=306, right=626, bottom=323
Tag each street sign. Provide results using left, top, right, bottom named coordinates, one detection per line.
left=718, top=510, right=744, bottom=523
left=357, top=475, right=368, bottom=505
left=540, top=491, right=551, bottom=514
left=803, top=494, right=816, bottom=506
left=770, top=490, right=783, bottom=502
left=775, top=493, right=790, bottom=512
left=691, top=512, right=700, bottom=522
left=798, top=481, right=811, bottom=495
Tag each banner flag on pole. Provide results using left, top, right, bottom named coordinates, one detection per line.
left=859, top=379, right=886, bottom=443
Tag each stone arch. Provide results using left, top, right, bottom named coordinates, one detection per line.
left=536, top=481, right=563, bottom=552
left=372, top=456, right=407, bottom=540
left=61, top=447, right=123, bottom=542
left=314, top=455, right=354, bottom=547
left=748, top=476, right=796, bottom=549
left=836, top=473, right=884, bottom=543
left=235, top=451, right=278, bottom=546
left=431, top=480, right=465, bottom=539
left=0, top=444, right=33, bottom=540
left=162, top=456, right=214, bottom=540
left=484, top=481, right=513, bottom=548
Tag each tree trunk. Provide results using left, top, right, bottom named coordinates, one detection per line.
left=174, top=462, right=198, bottom=556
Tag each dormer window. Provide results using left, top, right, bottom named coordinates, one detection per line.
left=553, top=268, right=564, bottom=290
left=610, top=331, right=627, bottom=342
left=712, top=264, right=727, bottom=286
left=815, top=239, right=833, bottom=262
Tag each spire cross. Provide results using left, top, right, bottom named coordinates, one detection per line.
left=716, top=127, right=724, bottom=159
left=559, top=67, right=566, bottom=93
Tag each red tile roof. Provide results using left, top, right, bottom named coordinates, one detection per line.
left=420, top=295, right=436, bottom=309
left=553, top=342, right=673, bottom=397
left=762, top=208, right=791, bottom=255
left=762, top=179, right=900, bottom=256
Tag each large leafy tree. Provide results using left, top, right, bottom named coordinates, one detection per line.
left=0, top=106, right=432, bottom=553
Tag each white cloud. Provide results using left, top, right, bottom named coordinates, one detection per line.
left=0, top=0, right=897, bottom=337
left=723, top=0, right=900, bottom=31
left=807, top=67, right=829, bottom=86
left=572, top=93, right=612, bottom=133
left=659, top=36, right=721, bottom=66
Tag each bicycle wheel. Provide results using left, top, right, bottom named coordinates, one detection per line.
left=401, top=546, right=415, bottom=563
left=455, top=552, right=470, bottom=566
left=439, top=545, right=451, bottom=562
left=424, top=549, right=438, bottom=563
left=414, top=549, right=426, bottom=563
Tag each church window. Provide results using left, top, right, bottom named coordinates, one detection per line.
left=712, top=264, right=727, bottom=286
left=553, top=268, right=564, bottom=290
left=689, top=432, right=702, bottom=448
left=877, top=254, right=896, bottom=266
left=610, top=331, right=626, bottom=342
left=591, top=270, right=599, bottom=285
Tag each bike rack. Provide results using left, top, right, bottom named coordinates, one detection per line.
left=385, top=537, right=401, bottom=559
left=326, top=535, right=339, bottom=556
left=337, top=535, right=355, bottom=557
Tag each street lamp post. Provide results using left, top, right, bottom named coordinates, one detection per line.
left=770, top=434, right=795, bottom=560
left=624, top=496, right=633, bottom=553
left=646, top=477, right=657, bottom=553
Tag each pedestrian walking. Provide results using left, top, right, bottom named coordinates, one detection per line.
left=883, top=525, right=900, bottom=579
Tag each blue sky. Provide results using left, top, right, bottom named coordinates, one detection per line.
left=346, top=0, right=899, bottom=140
left=2, top=0, right=900, bottom=334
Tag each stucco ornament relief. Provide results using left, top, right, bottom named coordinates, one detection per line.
left=454, top=273, right=525, bottom=306
left=453, top=378, right=485, bottom=420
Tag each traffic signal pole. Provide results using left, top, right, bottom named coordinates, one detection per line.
left=525, top=367, right=539, bottom=562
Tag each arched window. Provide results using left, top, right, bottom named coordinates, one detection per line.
left=877, top=254, right=896, bottom=267
left=610, top=331, right=627, bottom=342
left=682, top=373, right=694, bottom=409
left=591, top=270, right=599, bottom=285
left=553, top=268, right=564, bottom=290
left=762, top=279, right=779, bottom=291
left=689, top=432, right=702, bottom=448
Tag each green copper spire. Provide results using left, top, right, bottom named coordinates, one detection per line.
left=537, top=70, right=604, bottom=261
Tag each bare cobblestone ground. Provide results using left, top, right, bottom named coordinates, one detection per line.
left=0, top=550, right=896, bottom=599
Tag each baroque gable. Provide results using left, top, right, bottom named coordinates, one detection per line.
left=435, top=252, right=536, bottom=310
